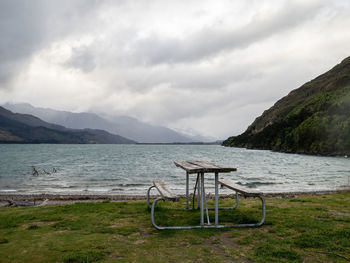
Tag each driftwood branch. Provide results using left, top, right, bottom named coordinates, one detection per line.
left=31, top=166, right=57, bottom=176
left=31, top=166, right=39, bottom=176
left=5, top=199, right=49, bottom=207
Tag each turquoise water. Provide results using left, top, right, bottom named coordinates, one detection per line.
left=0, top=144, right=349, bottom=195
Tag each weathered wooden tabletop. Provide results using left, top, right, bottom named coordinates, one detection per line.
left=174, top=160, right=237, bottom=174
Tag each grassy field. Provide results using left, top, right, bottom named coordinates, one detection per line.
left=0, top=191, right=350, bottom=263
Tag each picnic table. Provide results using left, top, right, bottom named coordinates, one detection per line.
left=174, top=160, right=237, bottom=227
left=148, top=160, right=265, bottom=229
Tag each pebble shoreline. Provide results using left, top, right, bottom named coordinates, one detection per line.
left=1, top=189, right=349, bottom=206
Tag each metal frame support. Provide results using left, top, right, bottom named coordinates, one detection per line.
left=186, top=172, right=189, bottom=209
left=232, top=192, right=239, bottom=209
left=197, top=173, right=200, bottom=208
left=224, top=195, right=266, bottom=227
left=200, top=172, right=204, bottom=226
left=192, top=174, right=199, bottom=209
left=147, top=185, right=156, bottom=209
left=149, top=172, right=265, bottom=230
left=150, top=194, right=265, bottom=230
left=215, top=172, right=219, bottom=226
left=210, top=191, right=239, bottom=210
left=203, top=179, right=210, bottom=225
left=151, top=197, right=209, bottom=230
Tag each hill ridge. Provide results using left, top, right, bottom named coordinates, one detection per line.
left=2, top=103, right=206, bottom=143
left=0, top=106, right=136, bottom=144
left=223, top=56, right=350, bottom=156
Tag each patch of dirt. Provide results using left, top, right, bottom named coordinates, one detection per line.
left=53, top=230, right=70, bottom=234
left=20, top=221, right=55, bottom=230
left=219, top=235, right=238, bottom=250
left=203, top=232, right=252, bottom=263
left=230, top=258, right=252, bottom=263
left=133, top=239, right=146, bottom=245
left=329, top=211, right=350, bottom=217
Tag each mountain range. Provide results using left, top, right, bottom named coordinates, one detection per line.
left=223, top=56, right=350, bottom=156
left=0, top=106, right=135, bottom=144
left=3, top=103, right=209, bottom=143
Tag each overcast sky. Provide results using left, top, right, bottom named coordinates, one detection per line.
left=0, top=0, right=349, bottom=139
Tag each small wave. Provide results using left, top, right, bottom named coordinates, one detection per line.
left=115, top=183, right=146, bottom=187
left=111, top=188, right=124, bottom=191
left=237, top=181, right=276, bottom=188
left=89, top=178, right=120, bottom=182
left=38, top=185, right=78, bottom=189
left=239, top=177, right=266, bottom=181
left=84, top=188, right=110, bottom=192
left=59, top=185, right=78, bottom=189
left=0, top=189, right=17, bottom=192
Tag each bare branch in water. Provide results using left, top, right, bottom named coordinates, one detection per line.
left=31, top=166, right=57, bottom=175
left=31, top=166, right=39, bottom=176
left=43, top=169, right=51, bottom=175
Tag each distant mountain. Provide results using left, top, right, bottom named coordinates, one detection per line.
left=0, top=106, right=135, bottom=144
left=3, top=103, right=205, bottom=143
left=223, top=56, right=350, bottom=156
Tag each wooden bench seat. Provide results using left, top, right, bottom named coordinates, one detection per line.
left=147, top=179, right=181, bottom=230
left=218, top=177, right=266, bottom=227
left=152, top=180, right=178, bottom=201
left=219, top=178, right=262, bottom=197
left=147, top=180, right=178, bottom=209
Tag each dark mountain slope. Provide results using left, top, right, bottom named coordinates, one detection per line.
left=0, top=106, right=67, bottom=131
left=0, top=107, right=135, bottom=144
left=3, top=103, right=205, bottom=143
left=223, top=56, right=350, bottom=156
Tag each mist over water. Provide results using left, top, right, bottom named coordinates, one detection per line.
left=0, top=144, right=349, bottom=195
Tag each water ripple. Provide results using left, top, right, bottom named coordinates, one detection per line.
left=0, top=144, right=349, bottom=195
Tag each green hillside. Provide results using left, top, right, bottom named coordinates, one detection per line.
left=223, top=56, right=350, bottom=156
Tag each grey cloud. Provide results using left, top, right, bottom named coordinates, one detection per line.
left=0, top=0, right=102, bottom=88
left=65, top=46, right=97, bottom=73
left=0, top=1, right=46, bottom=86
left=131, top=1, right=328, bottom=65
left=1, top=0, right=349, bottom=139
left=100, top=61, right=264, bottom=97
left=119, top=54, right=336, bottom=137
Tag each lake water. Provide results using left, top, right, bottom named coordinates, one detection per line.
left=0, top=144, right=349, bottom=195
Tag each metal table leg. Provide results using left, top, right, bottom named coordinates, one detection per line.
left=203, top=183, right=210, bottom=225
left=197, top=173, right=200, bottom=208
left=147, top=185, right=156, bottom=209
left=215, top=172, right=219, bottom=226
left=192, top=174, right=199, bottom=209
left=186, top=172, right=189, bottom=209
left=200, top=172, right=204, bottom=226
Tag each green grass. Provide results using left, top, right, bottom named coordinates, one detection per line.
left=1, top=192, right=350, bottom=262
